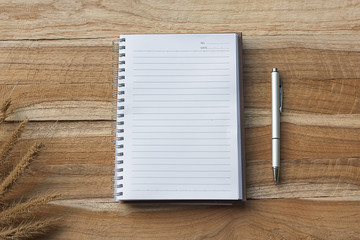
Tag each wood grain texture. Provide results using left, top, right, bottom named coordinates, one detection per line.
left=0, top=0, right=359, bottom=39
left=36, top=199, right=360, bottom=240
left=1, top=0, right=360, bottom=239
left=0, top=121, right=359, bottom=201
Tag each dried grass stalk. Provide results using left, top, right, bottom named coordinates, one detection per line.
left=0, top=194, right=57, bottom=223
left=0, top=98, right=11, bottom=124
left=0, top=119, right=29, bottom=166
left=0, top=219, right=54, bottom=240
left=0, top=143, right=42, bottom=197
left=0, top=98, right=57, bottom=239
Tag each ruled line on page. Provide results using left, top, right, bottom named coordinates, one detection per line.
left=131, top=183, right=230, bottom=185
left=132, top=131, right=229, bottom=133
left=131, top=161, right=231, bottom=164
left=132, top=157, right=231, bottom=159
left=132, top=106, right=229, bottom=108
left=133, top=62, right=230, bottom=64
left=133, top=144, right=230, bottom=147
left=206, top=48, right=229, bottom=50
left=133, top=75, right=229, bottom=77
left=132, top=125, right=231, bottom=127
left=132, top=87, right=230, bottom=90
left=132, top=137, right=231, bottom=139
left=133, top=56, right=230, bottom=58
left=132, top=112, right=230, bottom=115
left=132, top=68, right=230, bottom=71
left=132, top=93, right=230, bottom=96
left=133, top=50, right=229, bottom=52
left=131, top=176, right=231, bottom=179
left=132, top=170, right=231, bottom=172
left=207, top=42, right=230, bottom=44
left=131, top=190, right=231, bottom=192
left=131, top=164, right=231, bottom=166
left=133, top=100, right=231, bottom=102
left=132, top=119, right=231, bottom=121
left=133, top=81, right=231, bottom=83
left=132, top=150, right=231, bottom=152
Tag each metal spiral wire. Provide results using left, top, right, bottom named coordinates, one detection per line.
left=112, top=38, right=125, bottom=201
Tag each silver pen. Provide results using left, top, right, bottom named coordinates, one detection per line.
left=271, top=68, right=282, bottom=185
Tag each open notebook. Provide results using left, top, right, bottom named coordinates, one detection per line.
left=113, top=33, right=245, bottom=202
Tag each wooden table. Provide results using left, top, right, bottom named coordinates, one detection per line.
left=1, top=1, right=359, bottom=239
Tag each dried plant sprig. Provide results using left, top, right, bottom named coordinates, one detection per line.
left=0, top=219, right=54, bottom=240
left=0, top=143, right=42, bottom=197
left=0, top=119, right=29, bottom=166
left=0, top=194, right=58, bottom=223
left=0, top=97, right=58, bottom=239
left=0, top=98, right=11, bottom=124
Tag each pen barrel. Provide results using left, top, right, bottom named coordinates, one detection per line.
left=272, top=139, right=280, bottom=167
left=271, top=71, right=280, bottom=139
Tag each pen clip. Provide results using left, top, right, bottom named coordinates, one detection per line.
left=279, top=77, right=283, bottom=113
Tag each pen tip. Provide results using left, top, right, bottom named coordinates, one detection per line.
left=273, top=167, right=279, bottom=185
left=272, top=68, right=278, bottom=72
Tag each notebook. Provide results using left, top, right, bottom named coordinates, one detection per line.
left=113, top=33, right=245, bottom=202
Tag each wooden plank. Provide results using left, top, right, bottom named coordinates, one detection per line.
left=36, top=199, right=360, bottom=239
left=0, top=37, right=359, bottom=121
left=1, top=121, right=358, bottom=200
left=1, top=0, right=359, bottom=39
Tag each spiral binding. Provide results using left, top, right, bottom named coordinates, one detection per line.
left=112, top=37, right=126, bottom=202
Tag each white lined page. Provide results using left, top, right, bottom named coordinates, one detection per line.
left=118, top=34, right=240, bottom=200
